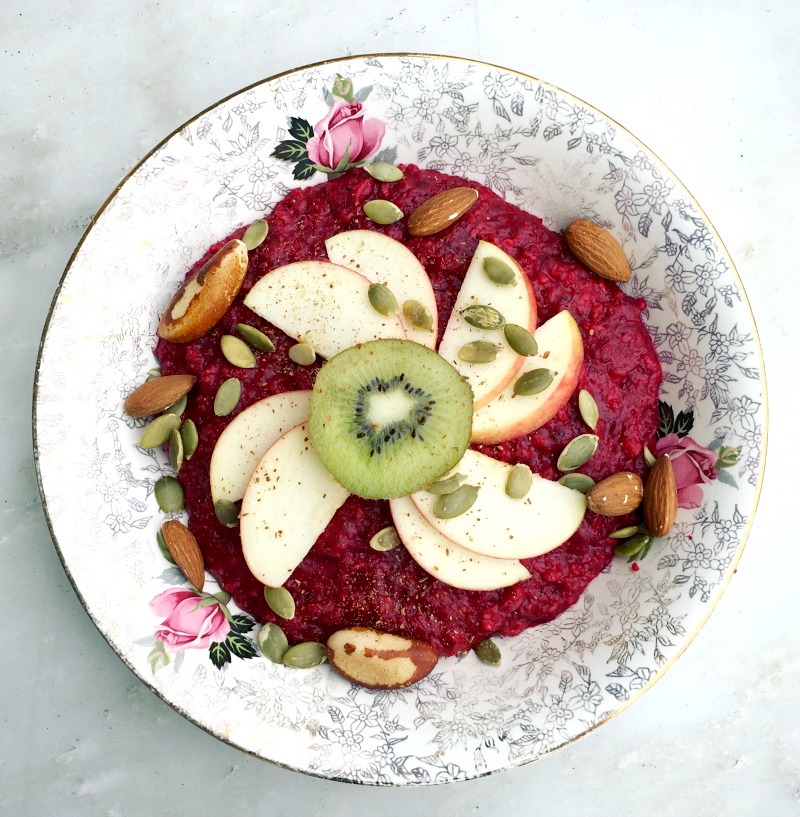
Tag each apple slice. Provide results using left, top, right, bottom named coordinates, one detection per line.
left=437, top=241, right=537, bottom=409
left=240, top=422, right=349, bottom=587
left=325, top=230, right=438, bottom=348
left=243, top=260, right=406, bottom=359
left=409, top=450, right=586, bottom=560
left=389, top=496, right=531, bottom=590
left=471, top=310, right=584, bottom=444
left=209, top=390, right=311, bottom=504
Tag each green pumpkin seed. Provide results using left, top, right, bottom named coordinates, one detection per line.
left=236, top=323, right=275, bottom=353
left=140, top=413, right=181, bottom=449
left=608, top=524, right=645, bottom=540
left=426, top=472, right=466, bottom=496
left=365, top=161, right=405, bottom=182
left=221, top=335, right=257, bottom=369
left=214, top=499, right=239, bottom=528
left=505, top=464, right=533, bottom=499
left=578, top=389, right=599, bottom=430
left=557, top=434, right=600, bottom=472
left=282, top=641, right=326, bottom=669
left=242, top=219, right=268, bottom=251
left=402, top=300, right=434, bottom=332
left=180, top=419, right=198, bottom=459
left=370, top=526, right=401, bottom=552
left=257, top=622, right=290, bottom=663
left=433, top=484, right=479, bottom=519
left=643, top=445, right=657, bottom=467
left=214, top=378, right=241, bottom=416
left=168, top=429, right=184, bottom=472
left=156, top=529, right=176, bottom=564
left=504, top=323, right=538, bottom=356
left=474, top=638, right=501, bottom=666
left=513, top=368, right=555, bottom=396
left=613, top=532, right=652, bottom=559
left=458, top=340, right=500, bottom=364
left=461, top=304, right=505, bottom=330
left=483, top=256, right=517, bottom=286
left=154, top=476, right=184, bottom=513
left=264, top=586, right=296, bottom=620
left=368, top=283, right=399, bottom=317
left=557, top=473, right=595, bottom=494
left=288, top=342, right=316, bottom=366
left=163, top=393, right=188, bottom=418
left=363, top=199, right=404, bottom=225
left=146, top=367, right=161, bottom=381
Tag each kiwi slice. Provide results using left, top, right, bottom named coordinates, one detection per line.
left=309, top=340, right=474, bottom=499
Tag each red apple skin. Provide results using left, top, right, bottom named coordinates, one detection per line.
left=471, top=311, right=584, bottom=444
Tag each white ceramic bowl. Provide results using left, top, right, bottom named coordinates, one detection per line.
left=34, top=54, right=766, bottom=785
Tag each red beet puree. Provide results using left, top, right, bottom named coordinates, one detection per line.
left=155, top=166, right=662, bottom=656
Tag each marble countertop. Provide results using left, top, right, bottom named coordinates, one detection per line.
left=2, top=1, right=797, bottom=813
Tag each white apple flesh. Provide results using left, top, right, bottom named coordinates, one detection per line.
left=471, top=310, right=584, bottom=444
left=409, top=450, right=586, bottom=560
left=209, top=390, right=312, bottom=504
left=243, top=260, right=406, bottom=359
left=325, top=230, right=438, bottom=348
left=240, top=422, right=350, bottom=587
left=437, top=241, right=537, bottom=409
left=390, top=496, right=531, bottom=590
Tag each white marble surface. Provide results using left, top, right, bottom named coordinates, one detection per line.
left=2, top=0, right=796, bottom=813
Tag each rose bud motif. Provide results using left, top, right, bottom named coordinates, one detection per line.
left=306, top=99, right=385, bottom=171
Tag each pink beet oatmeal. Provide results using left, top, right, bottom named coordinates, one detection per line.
left=154, top=165, right=662, bottom=657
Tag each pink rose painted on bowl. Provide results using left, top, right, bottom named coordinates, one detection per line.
left=655, top=433, right=718, bottom=509
left=306, top=98, right=385, bottom=171
left=151, top=587, right=231, bottom=652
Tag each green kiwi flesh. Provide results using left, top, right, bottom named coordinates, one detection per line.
left=309, top=339, right=474, bottom=499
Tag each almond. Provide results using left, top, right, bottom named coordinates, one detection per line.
left=586, top=471, right=644, bottom=516
left=158, top=239, right=248, bottom=343
left=161, top=520, right=205, bottom=590
left=124, top=374, right=196, bottom=418
left=407, top=187, right=479, bottom=236
left=326, top=627, right=438, bottom=689
left=563, top=219, right=631, bottom=283
left=643, top=454, right=678, bottom=537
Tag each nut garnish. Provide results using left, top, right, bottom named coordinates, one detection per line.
left=161, top=519, right=205, bottom=590
left=563, top=219, right=631, bottom=283
left=643, top=454, right=678, bottom=536
left=124, top=374, right=196, bottom=418
left=407, top=187, right=478, bottom=236
left=586, top=471, right=644, bottom=516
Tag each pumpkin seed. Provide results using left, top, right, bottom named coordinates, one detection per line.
left=236, top=323, right=275, bottom=353
left=578, top=389, right=599, bottom=430
left=257, top=622, right=289, bottom=663
left=557, top=434, right=600, bottom=472
left=168, top=428, right=184, bottom=472
left=643, top=445, right=657, bottom=467
left=433, top=484, right=479, bottom=519
left=214, top=499, right=239, bottom=528
left=221, top=335, right=257, bottom=369
left=458, top=340, right=500, bottom=364
left=363, top=199, right=404, bottom=225
left=460, top=304, right=505, bottom=330
left=402, top=299, right=434, bottom=332
left=426, top=472, right=466, bottom=496
left=365, top=161, right=405, bottom=182
left=609, top=524, right=645, bottom=540
left=288, top=342, right=316, bottom=366
left=474, top=638, right=501, bottom=666
left=154, top=476, right=184, bottom=513
left=368, top=283, right=399, bottom=316
left=613, top=532, right=652, bottom=559
left=180, top=419, right=198, bottom=459
left=214, top=378, right=241, bottom=416
left=504, top=323, right=538, bottom=356
left=505, top=464, right=533, bottom=499
left=242, top=219, right=268, bottom=251
left=513, top=368, right=555, bottom=396
left=557, top=473, right=595, bottom=494
left=370, top=526, right=401, bottom=552
left=163, top=393, right=188, bottom=418
left=483, top=256, right=517, bottom=286
left=282, top=641, right=326, bottom=669
left=156, top=529, right=176, bottom=564
left=146, top=367, right=161, bottom=381
left=140, top=413, right=181, bottom=448
left=264, top=586, right=296, bottom=620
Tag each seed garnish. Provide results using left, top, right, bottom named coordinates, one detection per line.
left=505, top=464, right=533, bottom=499
left=140, top=413, right=181, bottom=449
left=214, top=378, right=241, bottom=416
left=368, top=283, right=400, bottom=317
left=458, top=340, right=500, bottom=364
left=370, top=526, right=402, bottom=551
left=288, top=342, right=316, bottom=366
left=363, top=199, right=404, bottom=224
left=365, top=162, right=404, bottom=182
left=242, top=219, right=269, bottom=251
left=426, top=473, right=466, bottom=496
left=155, top=476, right=184, bottom=513
left=504, top=323, right=538, bottom=356
left=557, top=473, right=595, bottom=493
left=474, top=638, right=501, bottom=666
left=221, top=335, right=257, bottom=369
left=214, top=499, right=239, bottom=528
left=180, top=419, right=199, bottom=459
left=483, top=256, right=517, bottom=286
left=433, top=484, right=479, bottom=519
left=557, top=434, right=600, bottom=471
left=236, top=323, right=275, bottom=353
left=282, top=641, right=326, bottom=668
left=578, top=389, right=599, bottom=430
left=461, top=304, right=505, bottom=330
left=257, top=622, right=289, bottom=663
left=513, top=369, right=555, bottom=396
left=264, top=586, right=296, bottom=620
left=402, top=300, right=434, bottom=332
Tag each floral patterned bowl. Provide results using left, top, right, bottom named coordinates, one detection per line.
left=34, top=55, right=766, bottom=785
